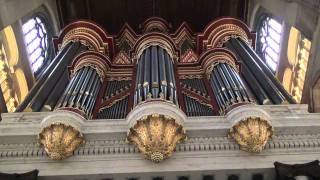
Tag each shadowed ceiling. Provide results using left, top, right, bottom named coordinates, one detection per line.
left=57, top=0, right=248, bottom=34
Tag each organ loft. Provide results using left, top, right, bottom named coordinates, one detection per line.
left=0, top=0, right=320, bottom=179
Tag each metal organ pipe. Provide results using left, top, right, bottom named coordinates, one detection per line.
left=144, top=48, right=151, bottom=100
left=134, top=45, right=177, bottom=106
left=28, top=42, right=84, bottom=111
left=55, top=52, right=107, bottom=118
left=226, top=39, right=286, bottom=104
left=239, top=39, right=296, bottom=103
left=158, top=48, right=167, bottom=100
left=15, top=42, right=73, bottom=112
left=209, top=63, right=254, bottom=113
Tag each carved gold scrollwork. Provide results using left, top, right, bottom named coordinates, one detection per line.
left=127, top=114, right=186, bottom=163
left=228, top=117, right=273, bottom=153
left=38, top=123, right=85, bottom=160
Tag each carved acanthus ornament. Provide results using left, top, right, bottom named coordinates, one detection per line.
left=228, top=117, right=273, bottom=153
left=38, top=123, right=85, bottom=160
left=127, top=114, right=186, bottom=163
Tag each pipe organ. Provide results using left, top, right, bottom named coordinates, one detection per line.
left=17, top=18, right=295, bottom=119
left=14, top=17, right=295, bottom=162
left=18, top=17, right=295, bottom=117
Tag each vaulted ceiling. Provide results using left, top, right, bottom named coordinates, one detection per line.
left=56, top=0, right=248, bottom=34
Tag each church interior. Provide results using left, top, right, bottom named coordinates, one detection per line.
left=0, top=0, right=320, bottom=179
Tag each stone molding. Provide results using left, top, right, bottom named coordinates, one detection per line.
left=1, top=104, right=320, bottom=175
left=1, top=133, right=320, bottom=159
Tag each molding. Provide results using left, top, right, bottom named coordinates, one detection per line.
left=1, top=104, right=320, bottom=175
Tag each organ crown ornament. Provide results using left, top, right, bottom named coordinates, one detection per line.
left=228, top=117, right=273, bottom=153
left=38, top=123, right=85, bottom=160
left=127, top=114, right=186, bottom=163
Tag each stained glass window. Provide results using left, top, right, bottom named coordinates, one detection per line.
left=258, top=17, right=283, bottom=72
left=22, top=16, right=48, bottom=73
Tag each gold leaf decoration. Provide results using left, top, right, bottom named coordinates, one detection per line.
left=229, top=117, right=273, bottom=153
left=127, top=114, right=186, bottom=163
left=38, top=123, right=85, bottom=160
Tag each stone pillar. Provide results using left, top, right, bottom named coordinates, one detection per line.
left=55, top=52, right=109, bottom=118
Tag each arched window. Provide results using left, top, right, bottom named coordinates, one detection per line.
left=22, top=16, right=49, bottom=73
left=257, top=16, right=283, bottom=72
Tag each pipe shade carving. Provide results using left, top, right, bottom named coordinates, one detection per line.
left=38, top=123, right=85, bottom=160
left=127, top=114, right=186, bottom=163
left=228, top=117, right=273, bottom=153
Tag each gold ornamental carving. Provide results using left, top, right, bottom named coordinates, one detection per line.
left=127, top=114, right=186, bottom=163
left=38, top=123, right=85, bottom=160
left=228, top=117, right=273, bottom=153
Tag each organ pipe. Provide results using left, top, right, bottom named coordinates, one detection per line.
left=209, top=63, right=254, bottom=113
left=225, top=39, right=286, bottom=104
left=134, top=45, right=177, bottom=106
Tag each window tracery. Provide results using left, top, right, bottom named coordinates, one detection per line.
left=257, top=16, right=283, bottom=72
left=22, top=16, right=49, bottom=73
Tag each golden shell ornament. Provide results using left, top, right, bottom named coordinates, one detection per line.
left=228, top=117, right=273, bottom=153
left=127, top=114, right=186, bottom=163
left=38, top=123, right=85, bottom=160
